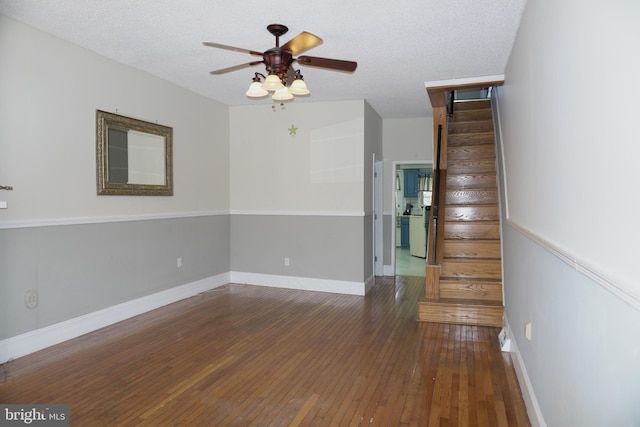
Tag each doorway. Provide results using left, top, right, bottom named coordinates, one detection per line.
left=393, top=162, right=432, bottom=277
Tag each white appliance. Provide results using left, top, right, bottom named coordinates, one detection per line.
left=409, top=215, right=426, bottom=258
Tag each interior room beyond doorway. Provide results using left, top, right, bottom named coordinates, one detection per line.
left=394, top=162, right=432, bottom=277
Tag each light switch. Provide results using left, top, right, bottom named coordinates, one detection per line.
left=524, top=321, right=533, bottom=341
left=0, top=201, right=7, bottom=209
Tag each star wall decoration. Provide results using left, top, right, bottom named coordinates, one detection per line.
left=288, top=125, right=298, bottom=136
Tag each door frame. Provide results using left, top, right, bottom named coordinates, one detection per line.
left=392, top=160, right=432, bottom=275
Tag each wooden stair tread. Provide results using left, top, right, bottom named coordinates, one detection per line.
left=443, top=240, right=501, bottom=259
left=445, top=189, right=498, bottom=205
left=448, top=145, right=496, bottom=161
left=448, top=135, right=496, bottom=148
left=447, top=159, right=497, bottom=174
left=444, top=205, right=500, bottom=222
left=443, top=222, right=501, bottom=240
left=449, top=123, right=495, bottom=134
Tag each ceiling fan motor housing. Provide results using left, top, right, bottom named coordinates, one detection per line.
left=263, top=47, right=293, bottom=79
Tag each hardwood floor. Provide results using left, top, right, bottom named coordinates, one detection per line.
left=0, top=277, right=529, bottom=426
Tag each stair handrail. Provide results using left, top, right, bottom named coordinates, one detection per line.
left=428, top=124, right=443, bottom=265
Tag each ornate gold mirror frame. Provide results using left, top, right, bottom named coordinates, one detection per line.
left=96, top=110, right=173, bottom=196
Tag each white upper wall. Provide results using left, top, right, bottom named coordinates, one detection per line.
left=499, top=0, right=640, bottom=425
left=499, top=0, right=640, bottom=299
left=0, top=15, right=229, bottom=225
left=229, top=101, right=366, bottom=214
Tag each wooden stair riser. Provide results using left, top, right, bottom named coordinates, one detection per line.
left=449, top=120, right=494, bottom=134
left=448, top=144, right=496, bottom=161
left=444, top=205, right=500, bottom=222
left=443, top=240, right=501, bottom=259
left=447, top=158, right=497, bottom=174
left=446, top=189, right=498, bottom=205
left=439, top=280, right=503, bottom=301
left=417, top=301, right=503, bottom=327
left=452, top=100, right=492, bottom=111
left=447, top=173, right=497, bottom=189
left=448, top=132, right=495, bottom=147
left=449, top=108, right=492, bottom=122
left=444, top=222, right=500, bottom=240
left=441, top=259, right=502, bottom=280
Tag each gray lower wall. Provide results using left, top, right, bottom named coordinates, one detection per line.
left=492, top=92, right=640, bottom=426
left=0, top=214, right=230, bottom=339
left=363, top=214, right=373, bottom=280
left=230, top=215, right=365, bottom=283
left=383, top=214, right=393, bottom=266
left=503, top=224, right=640, bottom=427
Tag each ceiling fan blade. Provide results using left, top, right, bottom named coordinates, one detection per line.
left=296, top=56, right=357, bottom=72
left=281, top=32, right=323, bottom=56
left=210, top=61, right=263, bottom=75
left=203, top=42, right=263, bottom=57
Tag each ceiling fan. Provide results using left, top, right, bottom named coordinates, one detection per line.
left=203, top=24, right=357, bottom=101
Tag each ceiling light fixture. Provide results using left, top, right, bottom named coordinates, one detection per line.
left=206, top=24, right=357, bottom=105
left=246, top=71, right=310, bottom=101
left=245, top=73, right=269, bottom=98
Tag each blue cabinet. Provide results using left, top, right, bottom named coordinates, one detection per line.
left=400, top=217, right=410, bottom=248
left=403, top=169, right=420, bottom=198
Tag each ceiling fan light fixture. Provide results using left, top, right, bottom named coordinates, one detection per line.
left=245, top=74, right=269, bottom=98
left=262, top=74, right=285, bottom=92
left=289, top=80, right=309, bottom=96
left=272, top=86, right=294, bottom=101
left=289, top=71, right=310, bottom=96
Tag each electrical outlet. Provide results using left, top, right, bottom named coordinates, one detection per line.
left=177, top=257, right=182, bottom=268
left=24, top=289, right=38, bottom=309
left=284, top=257, right=290, bottom=266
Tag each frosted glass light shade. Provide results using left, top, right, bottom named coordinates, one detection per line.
left=245, top=81, right=268, bottom=98
left=289, top=78, right=310, bottom=95
left=262, top=74, right=285, bottom=92
left=272, top=87, right=294, bottom=101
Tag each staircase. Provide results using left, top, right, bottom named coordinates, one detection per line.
left=418, top=99, right=503, bottom=327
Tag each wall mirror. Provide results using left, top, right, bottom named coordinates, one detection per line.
left=96, top=110, right=173, bottom=196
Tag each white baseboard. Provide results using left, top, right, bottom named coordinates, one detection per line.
left=503, top=316, right=547, bottom=427
left=0, top=273, right=230, bottom=363
left=230, top=271, right=367, bottom=296
left=364, top=274, right=376, bottom=295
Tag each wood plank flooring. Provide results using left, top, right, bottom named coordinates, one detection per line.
left=0, top=276, right=529, bottom=426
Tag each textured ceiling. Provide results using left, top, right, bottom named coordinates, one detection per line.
left=0, top=0, right=526, bottom=119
